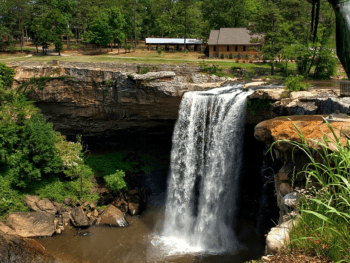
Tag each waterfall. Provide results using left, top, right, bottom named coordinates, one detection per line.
left=158, top=84, right=253, bottom=254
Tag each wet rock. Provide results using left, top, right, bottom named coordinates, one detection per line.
left=248, top=88, right=286, bottom=100
left=70, top=207, right=90, bottom=227
left=97, top=205, right=129, bottom=227
left=63, top=198, right=72, bottom=206
left=36, top=199, right=57, bottom=215
left=283, top=192, right=300, bottom=209
left=127, top=195, right=141, bottom=216
left=24, top=195, right=40, bottom=212
left=0, top=230, right=57, bottom=263
left=61, top=212, right=71, bottom=227
left=112, top=199, right=129, bottom=213
left=6, top=212, right=55, bottom=238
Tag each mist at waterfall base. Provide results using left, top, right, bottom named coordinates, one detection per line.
left=152, top=85, right=254, bottom=255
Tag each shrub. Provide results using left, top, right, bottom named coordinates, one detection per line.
left=246, top=99, right=272, bottom=115
left=140, top=67, right=150, bottom=74
left=284, top=74, right=311, bottom=92
left=104, top=170, right=128, bottom=193
left=137, top=65, right=141, bottom=73
left=105, top=79, right=113, bottom=86
left=314, top=50, right=338, bottom=79
left=157, top=47, right=162, bottom=55
left=237, top=53, right=242, bottom=59
left=246, top=54, right=249, bottom=59
left=220, top=53, right=224, bottom=59
left=229, top=53, right=233, bottom=59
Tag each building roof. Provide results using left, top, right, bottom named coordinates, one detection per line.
left=208, top=28, right=261, bottom=45
left=145, top=38, right=203, bottom=45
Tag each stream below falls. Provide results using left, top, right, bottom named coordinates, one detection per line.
left=35, top=84, right=279, bottom=263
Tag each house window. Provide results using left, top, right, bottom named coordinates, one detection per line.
left=214, top=46, right=216, bottom=51
left=235, top=46, right=238, bottom=52
left=243, top=46, right=246, bottom=52
left=227, top=46, right=230, bottom=52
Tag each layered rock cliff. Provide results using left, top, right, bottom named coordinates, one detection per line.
left=10, top=62, right=236, bottom=136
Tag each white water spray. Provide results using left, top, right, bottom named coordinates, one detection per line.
left=154, top=84, right=253, bottom=254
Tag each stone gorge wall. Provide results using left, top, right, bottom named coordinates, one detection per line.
left=10, top=62, right=233, bottom=136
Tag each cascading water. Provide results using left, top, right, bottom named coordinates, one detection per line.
left=154, top=84, right=254, bottom=254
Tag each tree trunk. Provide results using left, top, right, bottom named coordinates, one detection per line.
left=67, top=32, right=70, bottom=50
left=25, top=27, right=28, bottom=43
left=75, top=27, right=78, bottom=45
left=286, top=61, right=288, bottom=76
left=134, top=1, right=137, bottom=51
left=100, top=45, right=102, bottom=52
left=20, top=27, right=24, bottom=53
left=271, top=61, right=275, bottom=75
left=36, top=43, right=38, bottom=53
left=118, top=44, right=120, bottom=54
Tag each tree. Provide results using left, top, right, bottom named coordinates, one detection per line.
left=106, top=7, right=126, bottom=53
left=83, top=11, right=111, bottom=52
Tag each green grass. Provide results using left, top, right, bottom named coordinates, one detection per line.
left=271, top=120, right=350, bottom=262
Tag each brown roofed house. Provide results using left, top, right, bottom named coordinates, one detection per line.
left=208, top=28, right=262, bottom=58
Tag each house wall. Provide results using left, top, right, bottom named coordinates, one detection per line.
left=209, top=45, right=261, bottom=58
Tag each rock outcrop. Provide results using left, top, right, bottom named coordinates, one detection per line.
left=9, top=62, right=235, bottom=136
left=254, top=115, right=350, bottom=223
left=0, top=230, right=57, bottom=263
left=6, top=212, right=56, bottom=238
left=97, top=205, right=128, bottom=227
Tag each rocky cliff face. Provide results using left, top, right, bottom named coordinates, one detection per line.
left=10, top=62, right=236, bottom=136
left=254, top=115, right=350, bottom=223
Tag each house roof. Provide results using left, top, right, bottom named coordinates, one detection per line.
left=145, top=38, right=203, bottom=45
left=208, top=28, right=261, bottom=45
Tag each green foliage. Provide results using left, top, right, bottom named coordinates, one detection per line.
left=246, top=54, right=249, bottom=59
left=104, top=170, right=128, bottom=194
left=85, top=152, right=138, bottom=176
left=0, top=64, right=15, bottom=91
left=220, top=53, right=224, bottom=59
left=0, top=114, right=63, bottom=189
left=237, top=53, right=242, bottom=59
left=284, top=75, right=311, bottom=92
left=229, top=53, right=233, bottom=59
left=313, top=49, right=338, bottom=79
left=105, top=79, right=113, bottom=86
left=246, top=99, right=272, bottom=115
left=271, top=121, right=350, bottom=262
left=185, top=49, right=189, bottom=54
left=157, top=47, right=162, bottom=55
left=198, top=61, right=223, bottom=75
left=140, top=67, right=150, bottom=74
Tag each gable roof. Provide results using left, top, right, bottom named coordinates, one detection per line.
left=208, top=28, right=261, bottom=45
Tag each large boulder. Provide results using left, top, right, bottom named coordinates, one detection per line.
left=254, top=115, right=350, bottom=151
left=6, top=212, right=55, bottom=238
left=36, top=199, right=57, bottom=215
left=70, top=206, right=90, bottom=227
left=0, top=222, right=16, bottom=235
left=315, top=97, right=350, bottom=114
left=97, top=205, right=128, bottom=227
left=265, top=220, right=298, bottom=254
left=0, top=230, right=57, bottom=263
left=271, top=99, right=318, bottom=116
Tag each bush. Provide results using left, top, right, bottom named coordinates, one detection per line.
left=246, top=54, right=249, bottom=59
left=314, top=50, right=338, bottom=79
left=237, top=53, right=242, bottom=59
left=220, top=53, right=224, bottom=59
left=229, top=53, right=233, bottom=59
left=140, top=67, right=150, bottom=74
left=246, top=99, right=272, bottom=115
left=284, top=74, right=311, bottom=92
left=157, top=47, right=162, bottom=55
left=0, top=114, right=63, bottom=189
left=185, top=49, right=189, bottom=54
left=104, top=170, right=128, bottom=193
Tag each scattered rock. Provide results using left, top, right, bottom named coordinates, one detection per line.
left=0, top=222, right=16, bottom=235
left=63, top=198, right=72, bottom=206
left=128, top=195, right=141, bottom=216
left=70, top=207, right=90, bottom=227
left=6, top=212, right=55, bottom=238
left=24, top=195, right=40, bottom=212
left=90, top=203, right=96, bottom=210
left=97, top=205, right=128, bottom=227
left=248, top=88, right=285, bottom=100
left=53, top=202, right=63, bottom=213
left=0, top=230, right=57, bottom=263
left=36, top=199, right=57, bottom=215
